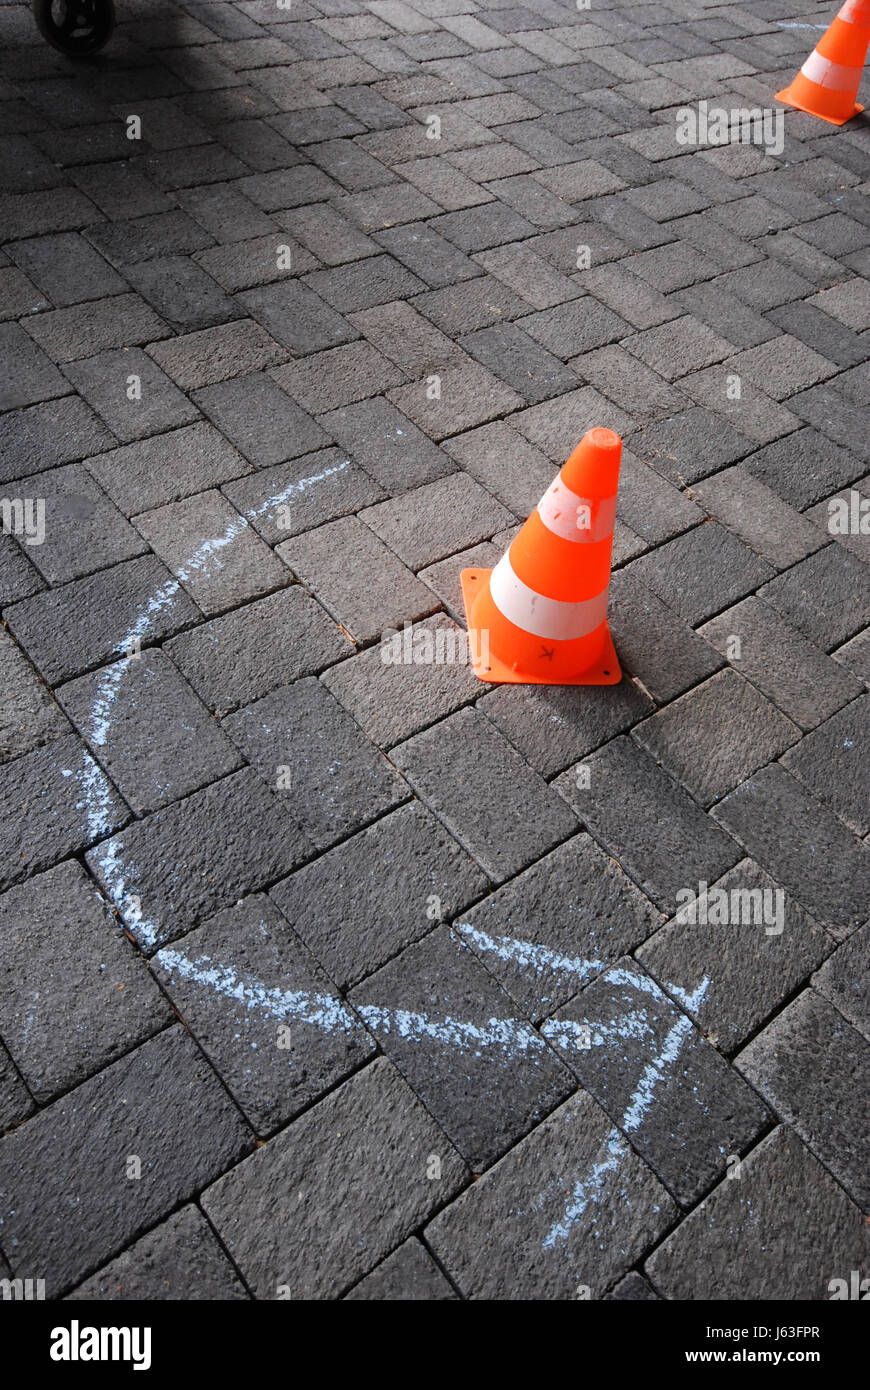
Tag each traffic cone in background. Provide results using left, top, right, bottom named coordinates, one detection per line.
left=461, top=427, right=622, bottom=686
left=776, top=0, right=870, bottom=126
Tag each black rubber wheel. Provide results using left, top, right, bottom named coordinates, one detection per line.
left=33, top=0, right=115, bottom=55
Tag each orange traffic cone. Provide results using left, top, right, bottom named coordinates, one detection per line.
left=461, top=427, right=622, bottom=686
left=776, top=0, right=870, bottom=126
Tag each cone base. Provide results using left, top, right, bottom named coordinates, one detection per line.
left=776, top=85, right=864, bottom=126
left=460, top=568, right=622, bottom=686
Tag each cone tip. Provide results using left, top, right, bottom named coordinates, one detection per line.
left=584, top=426, right=622, bottom=453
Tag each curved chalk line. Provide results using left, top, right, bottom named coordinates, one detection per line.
left=71, top=471, right=712, bottom=1251
left=82, top=460, right=351, bottom=926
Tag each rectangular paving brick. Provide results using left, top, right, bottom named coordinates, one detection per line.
left=742, top=423, right=863, bottom=509
left=614, top=450, right=703, bottom=546
left=86, top=767, right=310, bottom=952
left=699, top=597, right=864, bottom=732
left=442, top=421, right=555, bottom=516
left=334, top=183, right=442, bottom=235
left=517, top=296, right=631, bottom=361
left=712, top=764, right=870, bottom=938
left=303, top=255, right=427, bottom=313
left=0, top=1027, right=252, bottom=1297
left=575, top=344, right=689, bottom=422
left=372, top=221, right=483, bottom=291
left=271, top=799, right=487, bottom=989
left=0, top=733, right=127, bottom=892
left=21, top=293, right=168, bottom=363
left=375, top=222, right=483, bottom=288
left=193, top=232, right=318, bottom=295
left=582, top=263, right=678, bottom=331
left=277, top=515, right=438, bottom=643
left=813, top=921, right=870, bottom=1043
left=419, top=539, right=501, bottom=621
left=350, top=299, right=466, bottom=375
left=624, top=521, right=774, bottom=626
left=193, top=371, right=330, bottom=467
left=386, top=361, right=524, bottom=440
left=510, top=384, right=632, bottom=460
left=833, top=624, right=870, bottom=684
left=0, top=861, right=169, bottom=1102
left=6, top=462, right=146, bottom=586
left=165, top=586, right=353, bottom=717
left=768, top=299, right=868, bottom=370
left=680, top=364, right=799, bottom=446
left=58, top=649, right=242, bottom=815
left=638, top=857, right=833, bottom=1055
left=780, top=695, right=870, bottom=838
left=202, top=1058, right=467, bottom=1299
left=632, top=405, right=753, bottom=486
left=485, top=174, right=576, bottom=231
left=223, top=448, right=384, bottom=543
left=67, top=1205, right=248, bottom=1302
left=235, top=165, right=341, bottom=212
left=413, top=275, right=531, bottom=335
left=270, top=340, right=407, bottom=414
left=307, top=137, right=397, bottom=192
left=645, top=1125, right=870, bottom=1300
left=789, top=382, right=870, bottom=460
left=4, top=555, right=200, bottom=685
left=713, top=259, right=814, bottom=313
left=459, top=321, right=579, bottom=404
left=134, top=490, right=288, bottom=617
left=351, top=925, right=573, bottom=1170
left=475, top=241, right=578, bottom=309
left=238, top=281, right=358, bottom=355
left=633, top=669, right=800, bottom=808
left=322, top=613, right=480, bottom=748
left=727, top=334, right=837, bottom=402
left=455, top=832, right=662, bottom=1020
left=0, top=626, right=69, bottom=765
left=146, top=319, right=286, bottom=392
left=84, top=209, right=214, bottom=269
left=606, top=569, right=723, bottom=704
left=426, top=1088, right=677, bottom=1299
left=223, top=677, right=406, bottom=852
left=393, top=707, right=577, bottom=883
left=63, top=346, right=201, bottom=444
left=8, top=230, right=127, bottom=306
left=544, top=959, right=769, bottom=1204
left=85, top=423, right=250, bottom=516
left=0, top=397, right=113, bottom=484
left=480, top=679, right=653, bottom=780
left=737, top=991, right=869, bottom=1209
left=0, top=322, right=69, bottom=411
left=757, top=545, right=870, bottom=652
left=124, top=257, right=237, bottom=332
left=553, top=736, right=740, bottom=915
left=318, top=395, right=453, bottom=492
left=805, top=478, right=870, bottom=567
left=689, top=465, right=826, bottom=570
left=153, top=895, right=374, bottom=1136
left=360, top=472, right=512, bottom=569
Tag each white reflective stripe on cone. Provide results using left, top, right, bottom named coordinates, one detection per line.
left=537, top=480, right=618, bottom=544
left=489, top=552, right=609, bottom=640
left=801, top=49, right=861, bottom=90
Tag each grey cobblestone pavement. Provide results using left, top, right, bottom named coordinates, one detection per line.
left=0, top=0, right=868, bottom=1302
